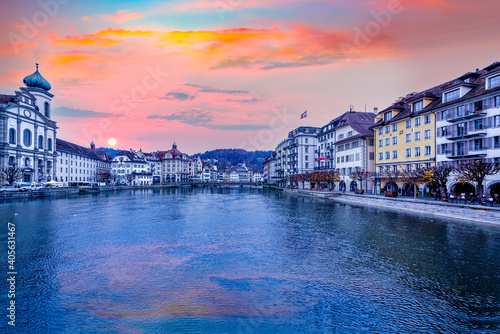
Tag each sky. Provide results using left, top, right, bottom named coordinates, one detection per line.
left=1, top=0, right=500, bottom=154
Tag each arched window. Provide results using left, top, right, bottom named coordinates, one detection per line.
left=25, top=158, right=30, bottom=167
left=23, top=129, right=31, bottom=147
left=47, top=138, right=52, bottom=151
left=38, top=135, right=44, bottom=149
left=305, top=138, right=309, bottom=144
left=9, top=128, right=15, bottom=144
left=44, top=102, right=50, bottom=118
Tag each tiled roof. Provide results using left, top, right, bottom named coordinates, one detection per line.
left=94, top=150, right=111, bottom=162
left=56, top=139, right=100, bottom=160
left=0, top=94, right=16, bottom=105
left=372, top=61, right=500, bottom=128
left=334, top=111, right=376, bottom=137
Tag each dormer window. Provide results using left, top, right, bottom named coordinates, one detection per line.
left=413, top=100, right=424, bottom=112
left=444, top=89, right=460, bottom=102
left=384, top=112, right=392, bottom=121
left=488, top=75, right=500, bottom=90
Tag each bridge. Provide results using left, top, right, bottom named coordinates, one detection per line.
left=189, top=182, right=263, bottom=187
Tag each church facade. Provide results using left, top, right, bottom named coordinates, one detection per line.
left=0, top=64, right=57, bottom=183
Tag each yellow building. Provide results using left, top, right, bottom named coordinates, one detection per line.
left=372, top=92, right=438, bottom=193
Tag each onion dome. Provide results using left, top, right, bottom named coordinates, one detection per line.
left=23, top=63, right=51, bottom=91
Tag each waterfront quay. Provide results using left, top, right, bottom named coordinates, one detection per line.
left=285, top=188, right=500, bottom=225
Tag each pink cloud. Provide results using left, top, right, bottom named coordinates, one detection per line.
left=83, top=10, right=143, bottom=23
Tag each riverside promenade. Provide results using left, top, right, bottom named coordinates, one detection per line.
left=284, top=189, right=500, bottom=226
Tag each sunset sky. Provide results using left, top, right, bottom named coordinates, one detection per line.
left=1, top=0, right=500, bottom=154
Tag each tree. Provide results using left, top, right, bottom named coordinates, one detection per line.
left=350, top=170, right=371, bottom=192
left=455, top=160, right=500, bottom=198
left=381, top=169, right=402, bottom=194
left=401, top=168, right=426, bottom=198
left=100, top=171, right=117, bottom=185
left=0, top=167, right=23, bottom=186
left=325, top=170, right=340, bottom=190
left=424, top=165, right=455, bottom=201
left=126, top=173, right=136, bottom=185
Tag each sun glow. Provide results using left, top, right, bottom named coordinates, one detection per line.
left=108, top=138, right=117, bottom=146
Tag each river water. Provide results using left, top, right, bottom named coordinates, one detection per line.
left=1, top=187, right=500, bottom=333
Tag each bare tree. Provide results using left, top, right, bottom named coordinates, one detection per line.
left=424, top=165, right=455, bottom=201
left=126, top=173, right=136, bottom=185
left=401, top=168, right=426, bottom=198
left=381, top=169, right=402, bottom=195
left=0, top=167, right=23, bottom=186
left=455, top=160, right=500, bottom=198
left=350, top=170, right=371, bottom=192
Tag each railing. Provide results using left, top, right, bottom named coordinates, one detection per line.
left=446, top=146, right=488, bottom=159
left=445, top=108, right=486, bottom=122
left=446, top=126, right=487, bottom=140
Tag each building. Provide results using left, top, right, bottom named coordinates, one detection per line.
left=91, top=142, right=112, bottom=182
left=433, top=62, right=500, bottom=196
left=372, top=89, right=438, bottom=194
left=230, top=170, right=239, bottom=182
left=111, top=149, right=152, bottom=185
left=158, top=143, right=189, bottom=183
left=0, top=64, right=57, bottom=183
left=56, top=139, right=105, bottom=183
left=287, top=126, right=320, bottom=177
left=334, top=112, right=376, bottom=192
left=315, top=115, right=342, bottom=172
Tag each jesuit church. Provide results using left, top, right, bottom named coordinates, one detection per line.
left=0, top=64, right=57, bottom=182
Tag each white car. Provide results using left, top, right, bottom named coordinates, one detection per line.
left=0, top=186, right=20, bottom=193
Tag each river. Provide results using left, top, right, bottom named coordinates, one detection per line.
left=1, top=187, right=499, bottom=333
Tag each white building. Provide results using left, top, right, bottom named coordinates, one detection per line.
left=333, top=112, right=376, bottom=192
left=111, top=150, right=151, bottom=185
left=56, top=139, right=105, bottom=183
left=230, top=170, right=239, bottom=182
left=1, top=64, right=57, bottom=183
left=158, top=143, right=189, bottom=183
left=434, top=62, right=500, bottom=196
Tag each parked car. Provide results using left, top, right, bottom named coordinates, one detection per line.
left=0, top=186, right=20, bottom=193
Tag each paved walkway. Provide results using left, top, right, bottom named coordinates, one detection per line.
left=284, top=189, right=500, bottom=226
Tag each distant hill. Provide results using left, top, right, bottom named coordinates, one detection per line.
left=96, top=147, right=121, bottom=157
left=193, top=149, right=272, bottom=172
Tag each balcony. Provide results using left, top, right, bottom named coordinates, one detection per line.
left=446, top=127, right=487, bottom=140
left=445, top=109, right=486, bottom=123
left=446, top=147, right=487, bottom=159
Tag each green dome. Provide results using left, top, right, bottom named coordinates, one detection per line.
left=23, top=64, right=51, bottom=91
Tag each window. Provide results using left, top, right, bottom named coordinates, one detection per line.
left=474, top=119, right=483, bottom=130
left=379, top=152, right=383, bottom=160
left=424, top=114, right=431, bottom=124
left=405, top=133, right=411, bottom=143
left=495, top=96, right=500, bottom=107
left=424, top=129, right=431, bottom=140
left=415, top=131, right=421, bottom=141
left=413, top=100, right=423, bottom=112
left=392, top=123, right=397, bottom=132
left=415, top=147, right=421, bottom=157
left=305, top=155, right=309, bottom=161
left=405, top=120, right=411, bottom=129
left=384, top=112, right=392, bottom=122
left=355, top=153, right=360, bottom=161
left=23, top=129, right=31, bottom=147
left=495, top=136, right=500, bottom=148
left=392, top=150, right=398, bottom=159
left=414, top=117, right=421, bottom=127
left=457, top=106, right=464, bottom=117
left=474, top=139, right=483, bottom=150
left=385, top=151, right=390, bottom=160
left=347, top=131, right=353, bottom=137
left=385, top=126, right=390, bottom=134
left=441, top=144, right=448, bottom=154
left=25, top=158, right=30, bottom=167
left=440, top=110, right=447, bottom=120
left=424, top=146, right=431, bottom=156
left=305, top=147, right=308, bottom=153
left=392, top=136, right=397, bottom=145
left=385, top=138, right=390, bottom=146
left=9, top=128, right=15, bottom=144
left=8, top=156, right=15, bottom=165
left=444, top=89, right=460, bottom=102
left=38, top=135, right=43, bottom=149
left=406, top=148, right=411, bottom=158
left=441, top=126, right=448, bottom=136
left=488, top=75, right=500, bottom=89
left=378, top=128, right=383, bottom=135
left=338, top=134, right=344, bottom=140
left=44, top=102, right=50, bottom=118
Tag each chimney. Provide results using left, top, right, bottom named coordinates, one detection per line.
left=373, top=107, right=378, bottom=115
